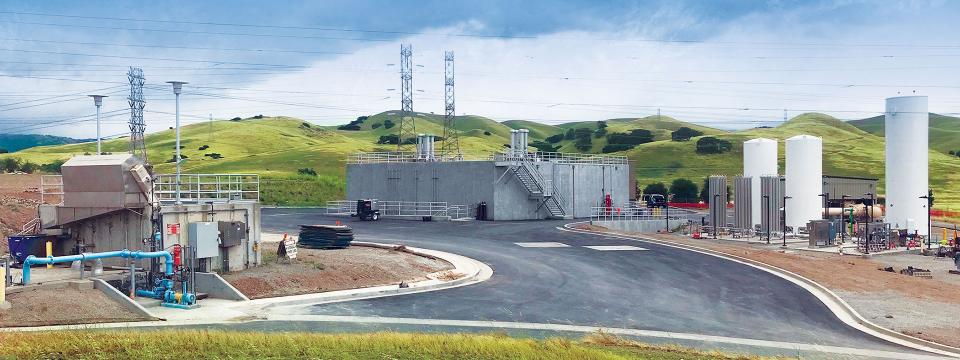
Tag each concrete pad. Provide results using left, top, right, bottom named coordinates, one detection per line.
left=67, top=280, right=94, bottom=291
left=583, top=245, right=649, bottom=251
left=513, top=242, right=570, bottom=248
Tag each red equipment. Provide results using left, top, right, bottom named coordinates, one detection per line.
left=172, top=244, right=182, bottom=268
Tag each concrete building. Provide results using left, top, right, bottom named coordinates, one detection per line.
left=36, top=154, right=262, bottom=271
left=346, top=131, right=631, bottom=220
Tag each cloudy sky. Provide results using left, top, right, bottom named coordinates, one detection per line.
left=1, top=0, right=959, bottom=138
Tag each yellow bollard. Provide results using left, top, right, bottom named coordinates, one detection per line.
left=45, top=241, right=52, bottom=269
left=943, top=228, right=948, bottom=246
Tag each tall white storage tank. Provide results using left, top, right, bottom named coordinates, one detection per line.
left=885, top=96, right=928, bottom=235
left=785, top=135, right=822, bottom=232
left=743, top=138, right=778, bottom=227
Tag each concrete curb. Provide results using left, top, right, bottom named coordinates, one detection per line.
left=562, top=222, right=960, bottom=358
left=195, top=272, right=249, bottom=301
left=91, top=278, right=155, bottom=320
left=236, top=241, right=493, bottom=311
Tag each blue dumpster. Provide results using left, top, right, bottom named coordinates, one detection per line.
left=7, top=235, right=49, bottom=264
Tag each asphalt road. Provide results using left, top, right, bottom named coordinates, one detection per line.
left=260, top=208, right=916, bottom=354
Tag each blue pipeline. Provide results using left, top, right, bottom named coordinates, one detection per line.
left=22, top=249, right=173, bottom=284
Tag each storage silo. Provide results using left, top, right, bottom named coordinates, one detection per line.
left=785, top=135, right=822, bottom=232
left=743, top=138, right=778, bottom=227
left=885, top=96, right=928, bottom=235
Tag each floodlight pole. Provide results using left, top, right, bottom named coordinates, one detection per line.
left=89, top=95, right=108, bottom=155
left=168, top=81, right=187, bottom=204
left=762, top=195, right=770, bottom=244
left=841, top=194, right=850, bottom=241
left=782, top=195, right=792, bottom=247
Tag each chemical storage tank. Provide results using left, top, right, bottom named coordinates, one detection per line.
left=785, top=135, right=822, bottom=232
left=885, top=96, right=928, bottom=235
left=743, top=138, right=778, bottom=227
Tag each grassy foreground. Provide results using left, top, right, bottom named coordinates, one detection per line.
left=0, top=330, right=768, bottom=360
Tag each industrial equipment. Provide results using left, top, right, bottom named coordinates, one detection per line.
left=785, top=135, right=823, bottom=232
left=354, top=199, right=380, bottom=221
left=743, top=138, right=778, bottom=228
left=808, top=220, right=837, bottom=247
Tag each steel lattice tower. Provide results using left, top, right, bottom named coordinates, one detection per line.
left=440, top=51, right=460, bottom=159
left=397, top=44, right=416, bottom=151
left=127, top=67, right=148, bottom=162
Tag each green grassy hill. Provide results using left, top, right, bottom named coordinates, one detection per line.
left=849, top=113, right=960, bottom=155
left=7, top=111, right=960, bottom=210
left=0, top=134, right=88, bottom=153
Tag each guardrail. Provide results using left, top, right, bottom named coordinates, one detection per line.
left=494, top=151, right=628, bottom=165
left=40, top=175, right=64, bottom=205
left=325, top=200, right=468, bottom=219
left=349, top=151, right=628, bottom=165
left=590, top=205, right=690, bottom=222
left=154, top=173, right=259, bottom=204
left=348, top=152, right=487, bottom=164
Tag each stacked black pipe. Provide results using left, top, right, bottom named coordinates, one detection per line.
left=297, top=225, right=354, bottom=249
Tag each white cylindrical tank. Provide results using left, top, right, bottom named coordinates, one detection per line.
left=743, top=138, right=778, bottom=227
left=885, top=96, right=928, bottom=235
left=785, top=135, right=822, bottom=232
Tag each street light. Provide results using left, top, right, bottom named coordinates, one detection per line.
left=664, top=193, right=672, bottom=233
left=920, top=191, right=933, bottom=250
left=712, top=194, right=720, bottom=239
left=818, top=193, right=829, bottom=220
left=167, top=81, right=188, bottom=204
left=782, top=195, right=792, bottom=247
left=762, top=194, right=770, bottom=244
left=841, top=194, right=851, bottom=241
left=88, top=95, right=108, bottom=155
left=864, top=193, right=875, bottom=223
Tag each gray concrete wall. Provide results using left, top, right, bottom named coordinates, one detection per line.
left=160, top=202, right=261, bottom=272
left=57, top=208, right=152, bottom=268
left=346, top=159, right=630, bottom=221
left=593, top=219, right=685, bottom=233
left=194, top=272, right=249, bottom=301
left=92, top=278, right=154, bottom=318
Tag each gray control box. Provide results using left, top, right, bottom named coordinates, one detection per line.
left=188, top=222, right=220, bottom=259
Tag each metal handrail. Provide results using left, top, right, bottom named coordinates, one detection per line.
left=153, top=173, right=260, bottom=204
left=40, top=175, right=64, bottom=205
left=325, top=200, right=465, bottom=218
left=349, top=150, right=628, bottom=165
left=590, top=205, right=684, bottom=222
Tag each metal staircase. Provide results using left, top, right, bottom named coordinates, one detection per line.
left=512, top=159, right=567, bottom=219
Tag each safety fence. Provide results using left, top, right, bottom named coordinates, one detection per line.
left=493, top=151, right=628, bottom=165
left=590, top=205, right=686, bottom=222
left=324, top=200, right=468, bottom=219
left=349, top=151, right=628, bottom=165
left=154, top=173, right=260, bottom=204
left=40, top=175, right=64, bottom=205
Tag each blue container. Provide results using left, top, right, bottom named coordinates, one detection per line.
left=7, top=235, right=48, bottom=264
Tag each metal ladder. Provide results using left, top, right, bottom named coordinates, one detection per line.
left=512, top=160, right=566, bottom=219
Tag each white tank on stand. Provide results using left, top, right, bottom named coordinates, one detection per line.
left=743, top=138, right=778, bottom=228
left=785, top=135, right=822, bottom=232
left=885, top=96, right=929, bottom=235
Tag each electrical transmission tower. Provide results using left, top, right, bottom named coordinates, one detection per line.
left=397, top=44, right=416, bottom=151
left=127, top=67, right=148, bottom=162
left=440, top=51, right=460, bottom=159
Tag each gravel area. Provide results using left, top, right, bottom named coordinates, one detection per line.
left=0, top=286, right=149, bottom=327
left=584, top=224, right=960, bottom=348
left=222, top=245, right=454, bottom=299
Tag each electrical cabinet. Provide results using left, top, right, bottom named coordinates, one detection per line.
left=218, top=221, right=246, bottom=247
left=188, top=222, right=220, bottom=259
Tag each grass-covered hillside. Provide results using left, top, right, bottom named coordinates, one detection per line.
left=6, top=111, right=960, bottom=210
left=0, top=134, right=88, bottom=153
left=849, top=113, right=960, bottom=155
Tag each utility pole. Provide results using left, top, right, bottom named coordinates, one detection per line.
left=167, top=81, right=187, bottom=204
left=440, top=50, right=460, bottom=160
left=127, top=67, right=147, bottom=162
left=664, top=193, right=671, bottom=233
left=397, top=44, right=415, bottom=151
left=921, top=190, right=933, bottom=250
left=89, top=95, right=108, bottom=155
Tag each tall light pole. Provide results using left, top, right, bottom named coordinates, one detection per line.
left=920, top=191, right=933, bottom=250
left=818, top=193, right=829, bottom=220
left=841, top=194, right=850, bottom=241
left=782, top=195, right=792, bottom=247
left=167, top=81, right=188, bottom=204
left=712, top=194, right=720, bottom=239
left=762, top=194, right=770, bottom=244
left=88, top=95, right=108, bottom=155
left=864, top=192, right=875, bottom=224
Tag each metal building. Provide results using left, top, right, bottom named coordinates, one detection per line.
left=821, top=175, right=878, bottom=207
left=346, top=129, right=631, bottom=220
left=36, top=154, right=262, bottom=271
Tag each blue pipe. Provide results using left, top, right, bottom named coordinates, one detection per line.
left=22, top=249, right=173, bottom=284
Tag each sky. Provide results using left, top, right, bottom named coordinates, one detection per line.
left=1, top=0, right=959, bottom=138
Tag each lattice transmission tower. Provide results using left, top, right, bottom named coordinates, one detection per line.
left=127, top=67, right=148, bottom=162
left=440, top=51, right=460, bottom=159
left=397, top=44, right=416, bottom=151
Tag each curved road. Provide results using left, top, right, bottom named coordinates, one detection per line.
left=260, top=209, right=926, bottom=357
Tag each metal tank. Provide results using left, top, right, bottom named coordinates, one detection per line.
left=743, top=138, right=778, bottom=227
left=785, top=135, right=823, bottom=232
left=885, top=96, right=929, bottom=235
left=708, top=175, right=728, bottom=230
left=733, top=176, right=752, bottom=232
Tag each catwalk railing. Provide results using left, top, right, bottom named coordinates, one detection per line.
left=590, top=204, right=692, bottom=222
left=348, top=151, right=628, bottom=165
left=154, top=173, right=260, bottom=204
left=325, top=200, right=467, bottom=219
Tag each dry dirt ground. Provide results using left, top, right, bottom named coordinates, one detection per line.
left=0, top=286, right=149, bottom=327
left=0, top=174, right=42, bottom=254
left=222, top=245, right=454, bottom=299
left=580, top=224, right=960, bottom=349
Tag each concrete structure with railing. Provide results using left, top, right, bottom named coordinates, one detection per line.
left=345, top=131, right=630, bottom=221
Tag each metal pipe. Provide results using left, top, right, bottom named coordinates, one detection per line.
left=22, top=249, right=173, bottom=285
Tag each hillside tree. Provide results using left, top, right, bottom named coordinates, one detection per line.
left=642, top=182, right=668, bottom=196
left=669, top=178, right=698, bottom=202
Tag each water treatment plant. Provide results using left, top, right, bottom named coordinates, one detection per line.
left=1, top=3, right=960, bottom=358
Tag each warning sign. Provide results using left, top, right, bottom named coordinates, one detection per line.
left=166, top=223, right=180, bottom=235
left=277, top=233, right=297, bottom=260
